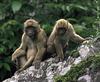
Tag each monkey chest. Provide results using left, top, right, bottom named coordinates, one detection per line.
left=27, top=42, right=37, bottom=59
left=58, top=35, right=69, bottom=45
left=27, top=49, right=37, bottom=59
left=27, top=40, right=37, bottom=48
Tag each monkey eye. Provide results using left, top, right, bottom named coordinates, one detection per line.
left=58, top=28, right=66, bottom=30
left=58, top=27, right=64, bottom=28
left=25, top=26, right=37, bottom=32
left=25, top=26, right=37, bottom=30
left=27, top=26, right=36, bottom=28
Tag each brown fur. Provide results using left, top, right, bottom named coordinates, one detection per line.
left=12, top=19, right=47, bottom=72
left=47, top=19, right=86, bottom=60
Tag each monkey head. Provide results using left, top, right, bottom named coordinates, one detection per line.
left=54, top=19, right=69, bottom=35
left=57, top=28, right=66, bottom=35
left=24, top=19, right=40, bottom=39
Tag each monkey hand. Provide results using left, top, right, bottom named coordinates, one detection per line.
left=12, top=54, right=17, bottom=61
left=15, top=68, right=23, bottom=74
left=82, top=40, right=90, bottom=45
left=56, top=55, right=64, bottom=62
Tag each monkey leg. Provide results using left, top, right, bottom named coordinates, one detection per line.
left=54, top=39, right=64, bottom=60
left=16, top=56, right=27, bottom=69
left=46, top=43, right=57, bottom=58
left=47, top=44, right=55, bottom=53
left=24, top=49, right=37, bottom=67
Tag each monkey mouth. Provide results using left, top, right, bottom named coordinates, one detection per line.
left=28, top=34, right=34, bottom=37
left=27, top=26, right=37, bottom=28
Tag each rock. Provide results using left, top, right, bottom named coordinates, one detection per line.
left=77, top=37, right=100, bottom=82
left=78, top=37, right=100, bottom=60
left=3, top=58, right=73, bottom=82
left=3, top=37, right=100, bottom=82
left=78, top=78, right=87, bottom=82
left=78, top=72, right=100, bottom=82
left=78, top=68, right=92, bottom=82
left=94, top=72, right=100, bottom=82
left=78, top=75, right=92, bottom=82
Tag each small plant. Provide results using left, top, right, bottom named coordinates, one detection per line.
left=0, top=20, right=22, bottom=81
left=55, top=54, right=100, bottom=82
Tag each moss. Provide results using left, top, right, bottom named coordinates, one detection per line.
left=69, top=50, right=80, bottom=58
left=55, top=54, right=100, bottom=82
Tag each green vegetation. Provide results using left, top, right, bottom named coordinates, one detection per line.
left=55, top=54, right=100, bottom=82
left=0, top=0, right=100, bottom=81
left=0, top=20, right=22, bottom=80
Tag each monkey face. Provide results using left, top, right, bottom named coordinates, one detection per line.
left=57, top=27, right=66, bottom=35
left=25, top=26, right=37, bottom=39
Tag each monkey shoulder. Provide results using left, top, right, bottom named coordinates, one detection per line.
left=67, top=23, right=74, bottom=32
left=40, top=29, right=46, bottom=35
left=37, top=29, right=47, bottom=46
left=38, top=29, right=47, bottom=39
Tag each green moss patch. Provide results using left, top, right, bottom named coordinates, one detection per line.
left=55, top=54, right=100, bottom=82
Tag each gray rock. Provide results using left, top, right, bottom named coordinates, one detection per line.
left=3, top=37, right=100, bottom=82
left=94, top=72, right=100, bottom=82
left=3, top=58, right=73, bottom=82
left=78, top=78, right=88, bottom=82
left=78, top=75, right=92, bottom=82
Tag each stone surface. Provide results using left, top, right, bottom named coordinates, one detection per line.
left=3, top=58, right=72, bottom=82
left=3, top=37, right=100, bottom=82
left=78, top=75, right=92, bottom=82
left=78, top=37, right=100, bottom=82
left=94, top=72, right=100, bottom=82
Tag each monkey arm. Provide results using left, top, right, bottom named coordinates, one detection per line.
left=18, top=56, right=34, bottom=72
left=47, top=29, right=57, bottom=53
left=12, top=48, right=26, bottom=61
left=68, top=24, right=86, bottom=43
left=34, top=30, right=47, bottom=61
left=34, top=45, right=46, bottom=61
left=12, top=33, right=27, bottom=61
left=18, top=47, right=45, bottom=72
left=54, top=39, right=64, bottom=60
left=47, top=29, right=57, bottom=46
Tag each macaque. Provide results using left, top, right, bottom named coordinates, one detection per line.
left=12, top=19, right=47, bottom=72
left=47, top=19, right=87, bottom=60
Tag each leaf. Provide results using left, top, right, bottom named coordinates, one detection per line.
left=61, top=5, right=65, bottom=11
left=73, top=24, right=86, bottom=33
left=4, top=56, right=11, bottom=63
left=0, top=48, right=4, bottom=53
left=3, top=63, right=11, bottom=71
left=66, top=6, right=70, bottom=12
left=70, top=4, right=88, bottom=11
left=11, top=1, right=22, bottom=13
left=0, top=61, right=3, bottom=68
left=75, top=5, right=88, bottom=11
left=67, top=18, right=78, bottom=23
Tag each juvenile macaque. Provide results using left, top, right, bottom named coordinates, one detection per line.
left=47, top=19, right=87, bottom=60
left=12, top=19, right=47, bottom=72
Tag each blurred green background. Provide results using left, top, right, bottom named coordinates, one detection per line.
left=0, top=0, right=100, bottom=81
